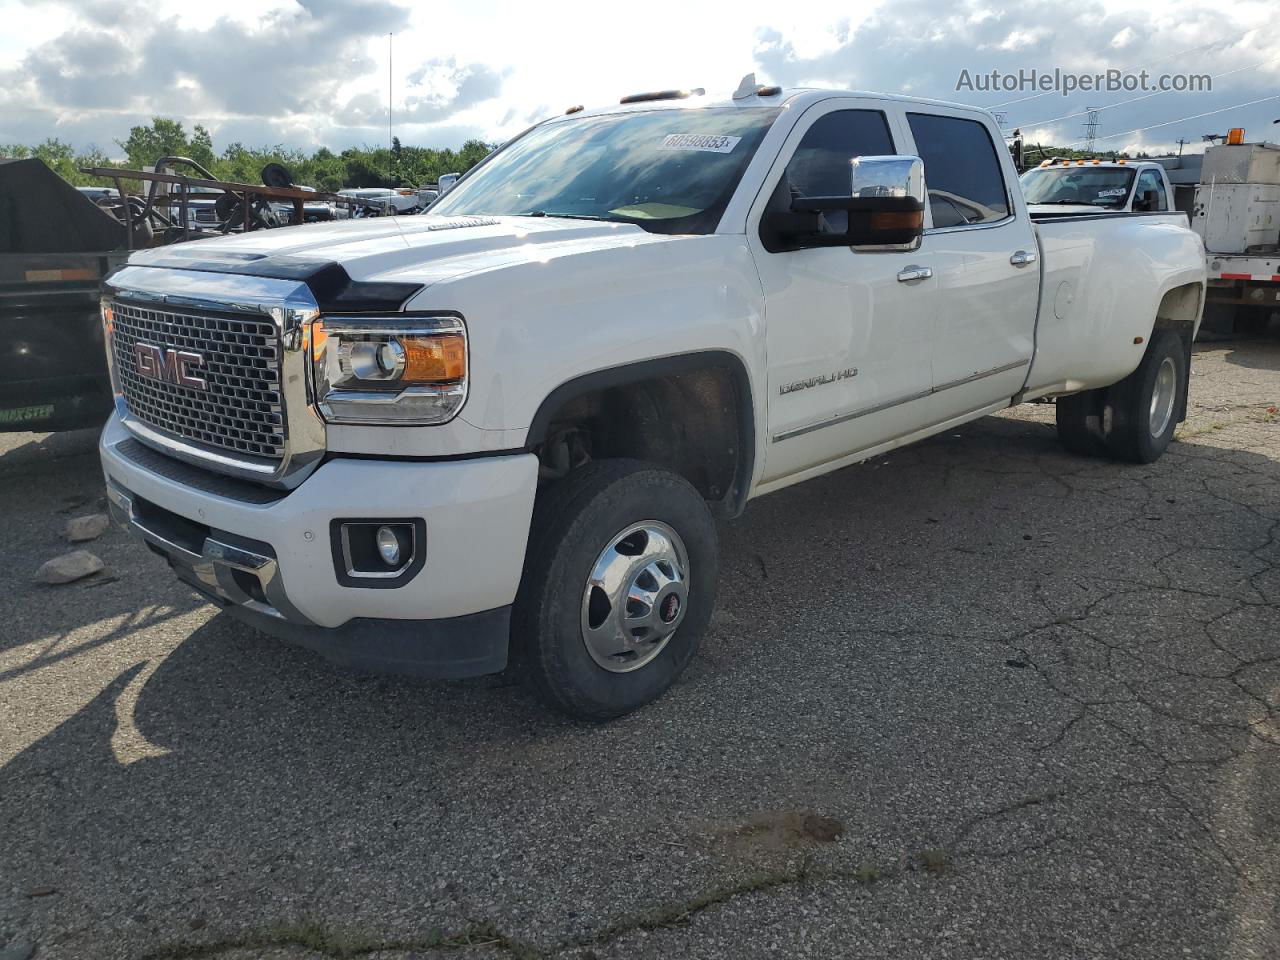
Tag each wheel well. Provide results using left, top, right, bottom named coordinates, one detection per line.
left=1154, top=282, right=1203, bottom=337
left=526, top=355, right=754, bottom=518
left=1153, top=282, right=1202, bottom=424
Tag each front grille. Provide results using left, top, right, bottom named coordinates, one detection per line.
left=110, top=300, right=285, bottom=460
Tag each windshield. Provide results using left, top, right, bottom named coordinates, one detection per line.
left=430, top=107, right=781, bottom=234
left=1020, top=167, right=1135, bottom=208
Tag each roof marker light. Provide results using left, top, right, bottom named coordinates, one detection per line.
left=619, top=88, right=704, bottom=104
left=565, top=104, right=584, bottom=115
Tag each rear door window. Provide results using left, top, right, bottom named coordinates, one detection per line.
left=906, top=113, right=1010, bottom=228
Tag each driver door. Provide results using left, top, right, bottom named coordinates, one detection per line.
left=747, top=101, right=938, bottom=485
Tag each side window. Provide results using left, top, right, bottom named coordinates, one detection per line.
left=781, top=110, right=895, bottom=200
left=1135, top=170, right=1168, bottom=211
left=905, top=113, right=1010, bottom=228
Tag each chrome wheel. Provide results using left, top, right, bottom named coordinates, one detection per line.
left=580, top=521, right=689, bottom=673
left=1149, top=355, right=1178, bottom=438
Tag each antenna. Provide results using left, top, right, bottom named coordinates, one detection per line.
left=732, top=73, right=757, bottom=100
left=1082, top=108, right=1100, bottom=153
left=388, top=32, right=394, bottom=187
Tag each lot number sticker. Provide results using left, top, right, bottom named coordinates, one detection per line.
left=659, top=134, right=741, bottom=154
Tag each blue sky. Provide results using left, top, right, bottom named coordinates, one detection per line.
left=1, top=0, right=1277, bottom=156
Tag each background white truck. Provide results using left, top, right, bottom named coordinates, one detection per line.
left=1020, top=157, right=1176, bottom=215
left=98, top=80, right=1206, bottom=718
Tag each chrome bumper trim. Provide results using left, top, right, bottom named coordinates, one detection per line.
left=106, top=482, right=312, bottom=624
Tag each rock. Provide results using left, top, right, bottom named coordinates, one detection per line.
left=34, top=551, right=104, bottom=585
left=65, top=513, right=110, bottom=543
left=0, top=942, right=35, bottom=960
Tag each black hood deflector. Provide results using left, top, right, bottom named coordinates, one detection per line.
left=128, top=252, right=422, bottom=313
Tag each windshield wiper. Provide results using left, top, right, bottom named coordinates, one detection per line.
left=525, top=210, right=610, bottom=221
left=1032, top=199, right=1104, bottom=206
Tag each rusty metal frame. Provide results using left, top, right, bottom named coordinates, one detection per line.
left=81, top=158, right=381, bottom=249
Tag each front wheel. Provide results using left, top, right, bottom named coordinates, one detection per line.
left=514, top=460, right=719, bottom=719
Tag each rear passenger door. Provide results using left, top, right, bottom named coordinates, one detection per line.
left=904, top=110, right=1039, bottom=420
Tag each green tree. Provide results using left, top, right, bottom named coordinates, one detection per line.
left=116, top=118, right=194, bottom=169
left=11, top=124, right=499, bottom=192
left=189, top=124, right=216, bottom=171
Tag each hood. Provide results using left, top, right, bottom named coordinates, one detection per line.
left=129, top=214, right=671, bottom=288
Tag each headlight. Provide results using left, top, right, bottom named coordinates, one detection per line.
left=311, top=315, right=467, bottom=424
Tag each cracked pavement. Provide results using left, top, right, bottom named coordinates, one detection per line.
left=2, top=334, right=1279, bottom=959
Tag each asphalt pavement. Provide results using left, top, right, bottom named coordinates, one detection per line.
left=2, top=334, right=1279, bottom=960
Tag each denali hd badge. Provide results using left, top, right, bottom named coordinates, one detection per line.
left=779, top=367, right=858, bottom=395
left=132, top=342, right=208, bottom=390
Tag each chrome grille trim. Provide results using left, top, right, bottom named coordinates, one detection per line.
left=103, top=265, right=328, bottom=490
left=110, top=300, right=286, bottom=460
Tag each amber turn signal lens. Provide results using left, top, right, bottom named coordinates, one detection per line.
left=870, top=210, right=923, bottom=230
left=402, top=335, right=466, bottom=382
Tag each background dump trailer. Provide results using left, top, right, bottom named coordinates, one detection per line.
left=0, top=158, right=125, bottom=432
left=1192, top=140, right=1280, bottom=335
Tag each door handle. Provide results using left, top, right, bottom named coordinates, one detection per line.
left=896, top=265, right=933, bottom=282
left=1010, top=250, right=1038, bottom=266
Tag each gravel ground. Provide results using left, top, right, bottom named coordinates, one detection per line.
left=2, top=334, right=1279, bottom=960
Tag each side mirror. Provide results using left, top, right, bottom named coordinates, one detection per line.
left=767, top=155, right=926, bottom=251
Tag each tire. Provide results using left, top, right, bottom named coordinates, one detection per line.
left=1104, top=329, right=1186, bottom=464
left=514, top=459, right=719, bottom=719
left=1056, top=389, right=1107, bottom=456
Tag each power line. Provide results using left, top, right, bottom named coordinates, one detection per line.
left=1059, top=93, right=1280, bottom=149
left=1011, top=52, right=1280, bottom=131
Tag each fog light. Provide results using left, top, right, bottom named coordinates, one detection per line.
left=376, top=525, right=402, bottom=566
left=332, top=518, right=424, bottom=584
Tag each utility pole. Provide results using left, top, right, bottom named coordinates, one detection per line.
left=1082, top=108, right=1100, bottom=153
left=1176, top=138, right=1188, bottom=156
left=386, top=34, right=391, bottom=188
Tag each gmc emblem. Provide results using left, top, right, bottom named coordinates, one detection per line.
left=132, top=342, right=207, bottom=390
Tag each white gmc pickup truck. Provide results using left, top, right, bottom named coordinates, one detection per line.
left=99, top=80, right=1207, bottom=718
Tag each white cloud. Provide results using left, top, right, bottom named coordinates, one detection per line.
left=1111, top=26, right=1137, bottom=48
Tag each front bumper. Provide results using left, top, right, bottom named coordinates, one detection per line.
left=100, top=412, right=539, bottom=677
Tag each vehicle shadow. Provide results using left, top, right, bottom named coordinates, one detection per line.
left=1221, top=335, right=1280, bottom=373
